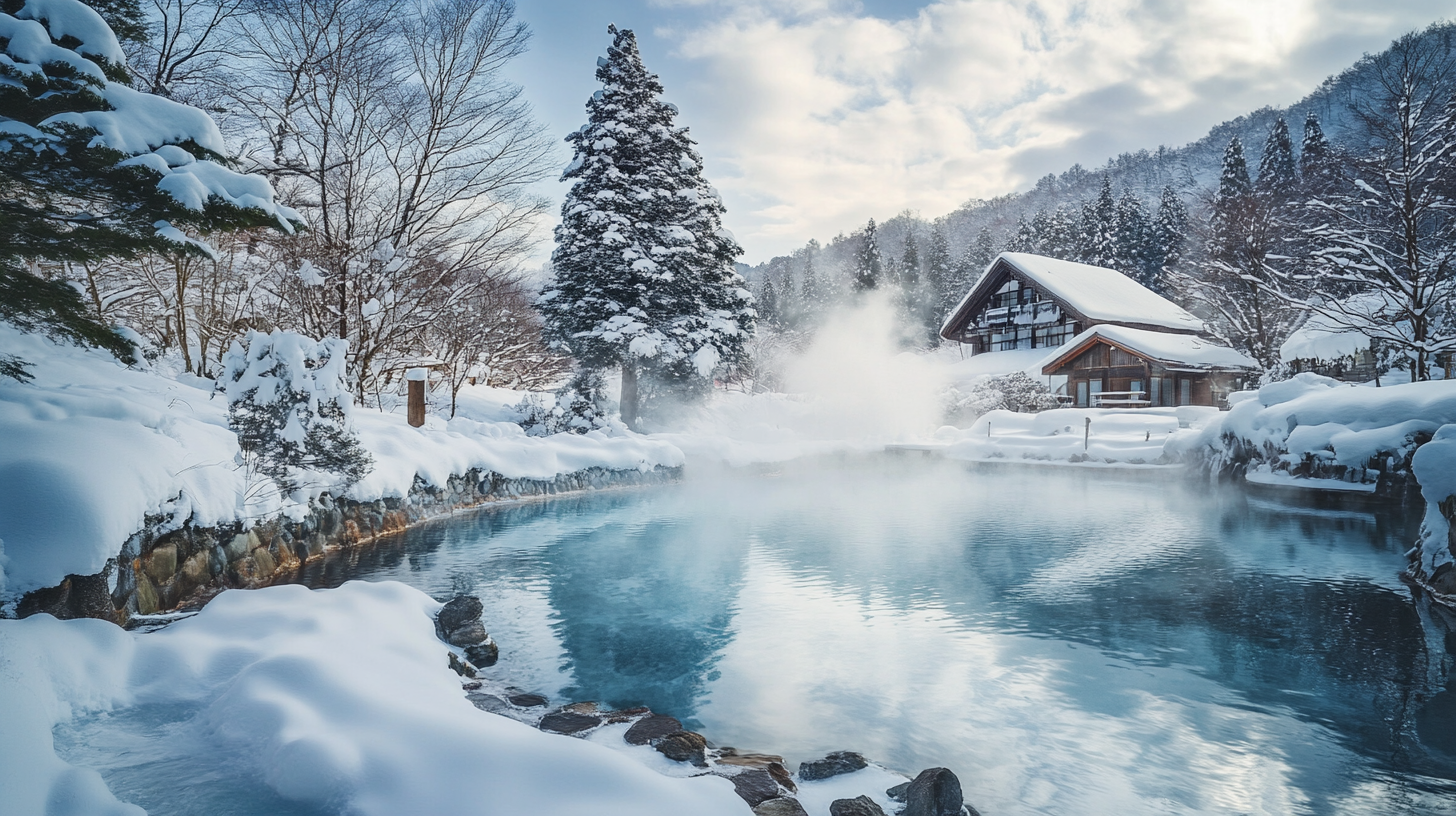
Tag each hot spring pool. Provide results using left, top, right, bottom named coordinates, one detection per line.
left=59, top=455, right=1456, bottom=815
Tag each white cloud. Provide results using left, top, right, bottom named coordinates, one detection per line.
left=650, top=0, right=1449, bottom=262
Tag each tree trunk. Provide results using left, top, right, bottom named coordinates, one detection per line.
left=620, top=362, right=639, bottom=431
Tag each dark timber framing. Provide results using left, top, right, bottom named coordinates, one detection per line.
left=939, top=256, right=1198, bottom=354
left=1040, top=333, right=1251, bottom=408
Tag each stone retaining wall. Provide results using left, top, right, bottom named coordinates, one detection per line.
left=16, top=466, right=682, bottom=623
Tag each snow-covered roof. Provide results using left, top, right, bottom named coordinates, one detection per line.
left=1042, top=325, right=1259, bottom=372
left=941, top=253, right=1205, bottom=337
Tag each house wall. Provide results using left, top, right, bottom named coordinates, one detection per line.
left=1049, top=342, right=1234, bottom=408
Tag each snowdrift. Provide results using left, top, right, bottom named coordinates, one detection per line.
left=0, top=580, right=746, bottom=816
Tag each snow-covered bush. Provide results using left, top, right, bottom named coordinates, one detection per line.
left=515, top=370, right=615, bottom=437
left=220, top=330, right=371, bottom=495
left=945, top=372, right=1061, bottom=424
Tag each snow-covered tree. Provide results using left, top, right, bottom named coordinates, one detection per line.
left=1079, top=178, right=1118, bottom=268
left=1182, top=135, right=1301, bottom=370
left=924, top=225, right=955, bottom=341
left=799, top=240, right=821, bottom=314
left=1149, top=186, right=1188, bottom=293
left=899, top=229, right=920, bottom=288
left=758, top=276, right=780, bottom=327
left=1279, top=33, right=1456, bottom=380
left=851, top=218, right=882, bottom=292
left=1113, top=189, right=1153, bottom=286
left=539, top=25, right=753, bottom=428
left=1256, top=116, right=1298, bottom=193
left=0, top=0, right=297, bottom=377
left=1299, top=112, right=1339, bottom=195
left=220, top=330, right=372, bottom=496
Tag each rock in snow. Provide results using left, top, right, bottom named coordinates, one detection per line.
left=799, top=751, right=869, bottom=781
left=829, top=795, right=888, bottom=816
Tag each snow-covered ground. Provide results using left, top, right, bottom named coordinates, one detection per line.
left=938, top=406, right=1216, bottom=466
left=0, top=580, right=754, bottom=816
left=0, top=325, right=680, bottom=601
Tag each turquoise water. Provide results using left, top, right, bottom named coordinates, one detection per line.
left=302, top=455, right=1456, bottom=816
left=55, top=455, right=1456, bottom=815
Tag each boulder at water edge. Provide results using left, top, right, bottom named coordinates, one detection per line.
left=798, top=751, right=868, bottom=781
left=753, top=797, right=810, bottom=816
left=830, top=795, right=888, bottom=816
left=624, top=714, right=682, bottom=745
left=903, top=767, right=978, bottom=816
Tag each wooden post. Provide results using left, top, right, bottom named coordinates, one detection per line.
left=1084, top=416, right=1091, bottom=451
left=407, top=367, right=427, bottom=428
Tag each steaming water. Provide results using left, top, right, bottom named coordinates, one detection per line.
left=58, top=455, right=1456, bottom=815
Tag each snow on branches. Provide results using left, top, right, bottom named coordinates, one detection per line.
left=220, top=330, right=371, bottom=497
left=540, top=25, right=753, bottom=427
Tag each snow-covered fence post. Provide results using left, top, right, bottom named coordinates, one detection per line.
left=1084, top=416, right=1091, bottom=451
left=407, top=368, right=428, bottom=428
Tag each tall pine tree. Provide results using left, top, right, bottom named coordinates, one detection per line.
left=852, top=218, right=882, bottom=292
left=1183, top=136, right=1299, bottom=370
left=1149, top=186, right=1188, bottom=293
left=1079, top=178, right=1118, bottom=268
left=540, top=26, right=753, bottom=428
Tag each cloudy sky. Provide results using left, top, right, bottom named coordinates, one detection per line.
left=506, top=0, right=1451, bottom=264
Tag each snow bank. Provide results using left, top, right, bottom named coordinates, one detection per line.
left=0, top=580, right=746, bottom=816
left=0, top=325, right=681, bottom=600
left=939, top=407, right=1211, bottom=466
left=1412, top=425, right=1456, bottom=581
left=1169, top=374, right=1456, bottom=488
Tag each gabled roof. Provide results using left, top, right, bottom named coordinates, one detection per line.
left=1041, top=325, right=1259, bottom=373
left=940, top=252, right=1205, bottom=338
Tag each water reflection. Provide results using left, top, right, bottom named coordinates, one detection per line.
left=305, top=456, right=1456, bottom=815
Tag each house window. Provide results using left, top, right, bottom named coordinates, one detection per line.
left=1089, top=379, right=1103, bottom=406
left=1149, top=378, right=1161, bottom=406
left=1130, top=380, right=1143, bottom=403
left=1076, top=381, right=1089, bottom=407
left=1179, top=378, right=1191, bottom=405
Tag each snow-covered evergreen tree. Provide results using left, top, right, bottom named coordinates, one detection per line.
left=851, top=218, right=882, bottom=291
left=0, top=0, right=298, bottom=377
left=539, top=25, right=754, bottom=428
left=758, top=276, right=780, bottom=327
left=220, top=330, right=372, bottom=496
left=1113, top=190, right=1152, bottom=286
left=1150, top=186, right=1188, bottom=293
left=800, top=240, right=821, bottom=313
left=924, top=225, right=955, bottom=341
left=1079, top=178, right=1118, bottom=268
left=1256, top=117, right=1298, bottom=193
left=1182, top=136, right=1300, bottom=370
left=1300, top=112, right=1340, bottom=196
left=899, top=229, right=920, bottom=288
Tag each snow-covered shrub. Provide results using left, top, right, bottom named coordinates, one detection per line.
left=220, top=330, right=371, bottom=495
left=515, top=370, right=614, bottom=437
left=945, top=372, right=1061, bottom=424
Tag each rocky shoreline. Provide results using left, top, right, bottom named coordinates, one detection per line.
left=435, top=594, right=983, bottom=816
left=13, top=465, right=682, bottom=624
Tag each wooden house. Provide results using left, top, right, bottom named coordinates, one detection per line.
left=1040, top=325, right=1258, bottom=407
left=938, top=252, right=1204, bottom=354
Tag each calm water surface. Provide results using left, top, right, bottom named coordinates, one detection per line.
left=298, top=455, right=1456, bottom=816
left=58, top=455, right=1456, bottom=815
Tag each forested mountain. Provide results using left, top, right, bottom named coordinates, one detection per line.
left=745, top=21, right=1456, bottom=380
